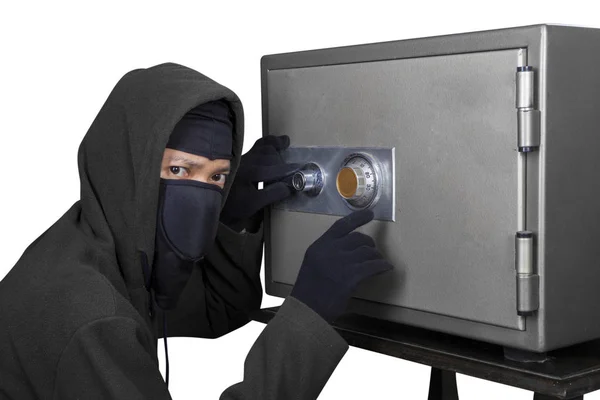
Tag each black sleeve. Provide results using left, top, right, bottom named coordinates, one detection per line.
left=220, top=296, right=349, bottom=400
left=53, top=298, right=347, bottom=400
left=53, top=316, right=171, bottom=400
left=157, top=221, right=264, bottom=339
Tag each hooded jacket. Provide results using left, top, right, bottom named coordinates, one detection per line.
left=0, top=63, right=348, bottom=400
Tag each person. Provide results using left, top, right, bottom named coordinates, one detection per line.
left=0, top=62, right=393, bottom=399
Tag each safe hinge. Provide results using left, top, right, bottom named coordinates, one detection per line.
left=516, top=66, right=540, bottom=152
left=515, top=230, right=539, bottom=315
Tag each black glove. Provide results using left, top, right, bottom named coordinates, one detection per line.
left=221, top=135, right=302, bottom=232
left=291, top=209, right=394, bottom=323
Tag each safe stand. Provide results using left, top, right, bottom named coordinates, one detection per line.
left=251, top=306, right=600, bottom=399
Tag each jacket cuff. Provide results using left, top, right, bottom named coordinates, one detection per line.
left=212, top=221, right=264, bottom=275
left=276, top=296, right=349, bottom=359
left=220, top=211, right=263, bottom=233
left=217, top=220, right=263, bottom=243
left=216, top=221, right=263, bottom=255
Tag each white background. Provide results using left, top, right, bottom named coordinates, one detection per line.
left=1, top=1, right=599, bottom=399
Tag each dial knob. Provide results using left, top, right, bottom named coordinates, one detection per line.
left=336, top=167, right=366, bottom=199
left=336, top=154, right=379, bottom=209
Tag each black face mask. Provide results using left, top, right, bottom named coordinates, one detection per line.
left=148, top=99, right=233, bottom=310
left=151, top=178, right=223, bottom=310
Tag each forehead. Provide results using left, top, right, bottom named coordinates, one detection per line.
left=162, top=148, right=230, bottom=169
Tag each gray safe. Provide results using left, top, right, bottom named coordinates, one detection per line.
left=262, top=24, right=600, bottom=353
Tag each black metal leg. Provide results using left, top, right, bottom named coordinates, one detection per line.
left=428, top=368, right=459, bottom=400
left=533, top=393, right=583, bottom=400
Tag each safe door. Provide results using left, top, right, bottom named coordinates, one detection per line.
left=264, top=48, right=531, bottom=331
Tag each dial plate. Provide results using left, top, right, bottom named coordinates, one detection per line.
left=271, top=146, right=395, bottom=222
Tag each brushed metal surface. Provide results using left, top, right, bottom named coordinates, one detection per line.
left=540, top=25, right=600, bottom=350
left=516, top=233, right=534, bottom=275
left=273, top=146, right=395, bottom=221
left=516, top=69, right=535, bottom=109
left=517, top=274, right=540, bottom=314
left=267, top=48, right=523, bottom=330
left=518, top=110, right=541, bottom=148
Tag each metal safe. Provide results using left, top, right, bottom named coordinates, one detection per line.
left=262, top=25, right=600, bottom=353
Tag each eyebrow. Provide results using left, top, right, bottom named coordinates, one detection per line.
left=212, top=166, right=231, bottom=174
left=166, top=155, right=230, bottom=173
left=167, top=155, right=203, bottom=167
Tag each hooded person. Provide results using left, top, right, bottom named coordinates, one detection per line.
left=0, top=62, right=394, bottom=399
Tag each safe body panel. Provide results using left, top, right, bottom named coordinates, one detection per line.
left=262, top=25, right=600, bottom=352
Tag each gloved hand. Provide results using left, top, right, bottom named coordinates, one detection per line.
left=291, top=209, right=394, bottom=323
left=221, top=135, right=302, bottom=232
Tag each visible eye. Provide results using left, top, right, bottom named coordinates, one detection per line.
left=168, top=166, right=189, bottom=178
left=211, top=173, right=228, bottom=185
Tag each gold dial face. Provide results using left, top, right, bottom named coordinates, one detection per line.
left=336, top=167, right=359, bottom=199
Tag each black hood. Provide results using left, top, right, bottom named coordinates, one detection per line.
left=77, top=62, right=244, bottom=319
left=0, top=63, right=265, bottom=398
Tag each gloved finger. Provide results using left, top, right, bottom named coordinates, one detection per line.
left=249, top=145, right=280, bottom=157
left=338, top=245, right=380, bottom=267
left=237, top=160, right=301, bottom=182
left=252, top=135, right=291, bottom=152
left=242, top=152, right=283, bottom=169
left=251, top=181, right=294, bottom=211
left=337, top=232, right=376, bottom=251
left=323, top=209, right=375, bottom=240
left=351, top=259, right=394, bottom=285
left=246, top=163, right=304, bottom=183
left=347, top=245, right=383, bottom=262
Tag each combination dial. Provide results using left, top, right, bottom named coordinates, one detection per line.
left=336, top=153, right=379, bottom=209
